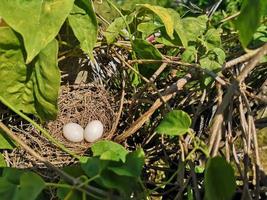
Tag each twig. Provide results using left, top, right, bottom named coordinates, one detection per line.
left=109, top=72, right=125, bottom=136
left=115, top=74, right=192, bottom=142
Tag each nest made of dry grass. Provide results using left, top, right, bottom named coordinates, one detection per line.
left=47, top=83, right=117, bottom=153
left=5, top=83, right=117, bottom=168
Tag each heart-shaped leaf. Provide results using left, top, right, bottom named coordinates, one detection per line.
left=156, top=110, right=191, bottom=136
left=91, top=140, right=128, bottom=163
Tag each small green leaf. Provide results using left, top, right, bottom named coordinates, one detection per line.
left=139, top=4, right=174, bottom=39
left=181, top=15, right=208, bottom=42
left=108, top=148, right=145, bottom=177
left=137, top=22, right=162, bottom=39
left=104, top=14, right=134, bottom=44
left=202, top=28, right=222, bottom=51
left=68, top=0, right=97, bottom=60
left=0, top=129, right=16, bottom=150
left=0, top=27, right=60, bottom=120
left=0, top=0, right=74, bottom=63
left=91, top=140, right=128, bottom=162
left=81, top=157, right=109, bottom=178
left=0, top=154, right=6, bottom=167
left=200, top=57, right=221, bottom=71
left=156, top=110, right=191, bottom=136
left=204, top=156, right=236, bottom=200
left=235, top=0, right=261, bottom=47
left=181, top=46, right=197, bottom=63
left=133, top=38, right=162, bottom=59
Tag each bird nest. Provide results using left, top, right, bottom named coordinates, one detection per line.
left=5, top=83, right=117, bottom=168
left=47, top=83, right=116, bottom=153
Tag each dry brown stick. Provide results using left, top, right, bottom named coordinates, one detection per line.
left=115, top=73, right=192, bottom=142
left=109, top=73, right=125, bottom=136
left=241, top=91, right=261, bottom=199
left=0, top=121, right=115, bottom=199
left=224, top=49, right=260, bottom=69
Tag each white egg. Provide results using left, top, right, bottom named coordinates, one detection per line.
left=84, top=120, right=104, bottom=142
left=63, top=122, right=84, bottom=142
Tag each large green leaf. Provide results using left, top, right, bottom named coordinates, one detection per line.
left=91, top=140, right=129, bottom=163
left=0, top=0, right=74, bottom=63
left=139, top=4, right=174, bottom=39
left=68, top=0, right=97, bottom=60
left=0, top=168, right=45, bottom=200
left=156, top=110, right=191, bottom=136
left=0, top=27, right=60, bottom=120
left=235, top=0, right=261, bottom=47
left=204, top=157, right=236, bottom=200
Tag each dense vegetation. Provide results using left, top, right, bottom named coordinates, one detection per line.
left=0, top=0, right=267, bottom=199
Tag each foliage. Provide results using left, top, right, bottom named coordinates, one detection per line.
left=0, top=0, right=266, bottom=199
left=204, top=157, right=236, bottom=200
left=156, top=110, right=191, bottom=136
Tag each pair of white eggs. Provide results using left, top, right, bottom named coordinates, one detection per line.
left=63, top=120, right=103, bottom=143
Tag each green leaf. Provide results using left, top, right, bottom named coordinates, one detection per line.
left=18, top=173, right=46, bottom=200
left=200, top=57, right=221, bottom=71
left=0, top=0, right=74, bottom=63
left=91, top=140, right=128, bottom=162
left=81, top=157, right=109, bottom=177
left=133, top=39, right=162, bottom=59
left=0, top=27, right=60, bottom=120
left=167, top=8, right=187, bottom=47
left=104, top=14, right=134, bottom=44
left=156, top=110, right=191, bottom=136
left=0, top=154, right=6, bottom=167
left=68, top=0, right=97, bottom=60
left=204, top=156, right=236, bottom=200
left=0, top=129, right=16, bottom=150
left=181, top=15, right=208, bottom=42
left=0, top=168, right=45, bottom=200
left=108, top=148, right=145, bottom=177
left=235, top=0, right=261, bottom=47
left=137, top=22, right=163, bottom=39
left=202, top=28, right=222, bottom=51
left=139, top=4, right=174, bottom=39
left=181, top=46, right=197, bottom=63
